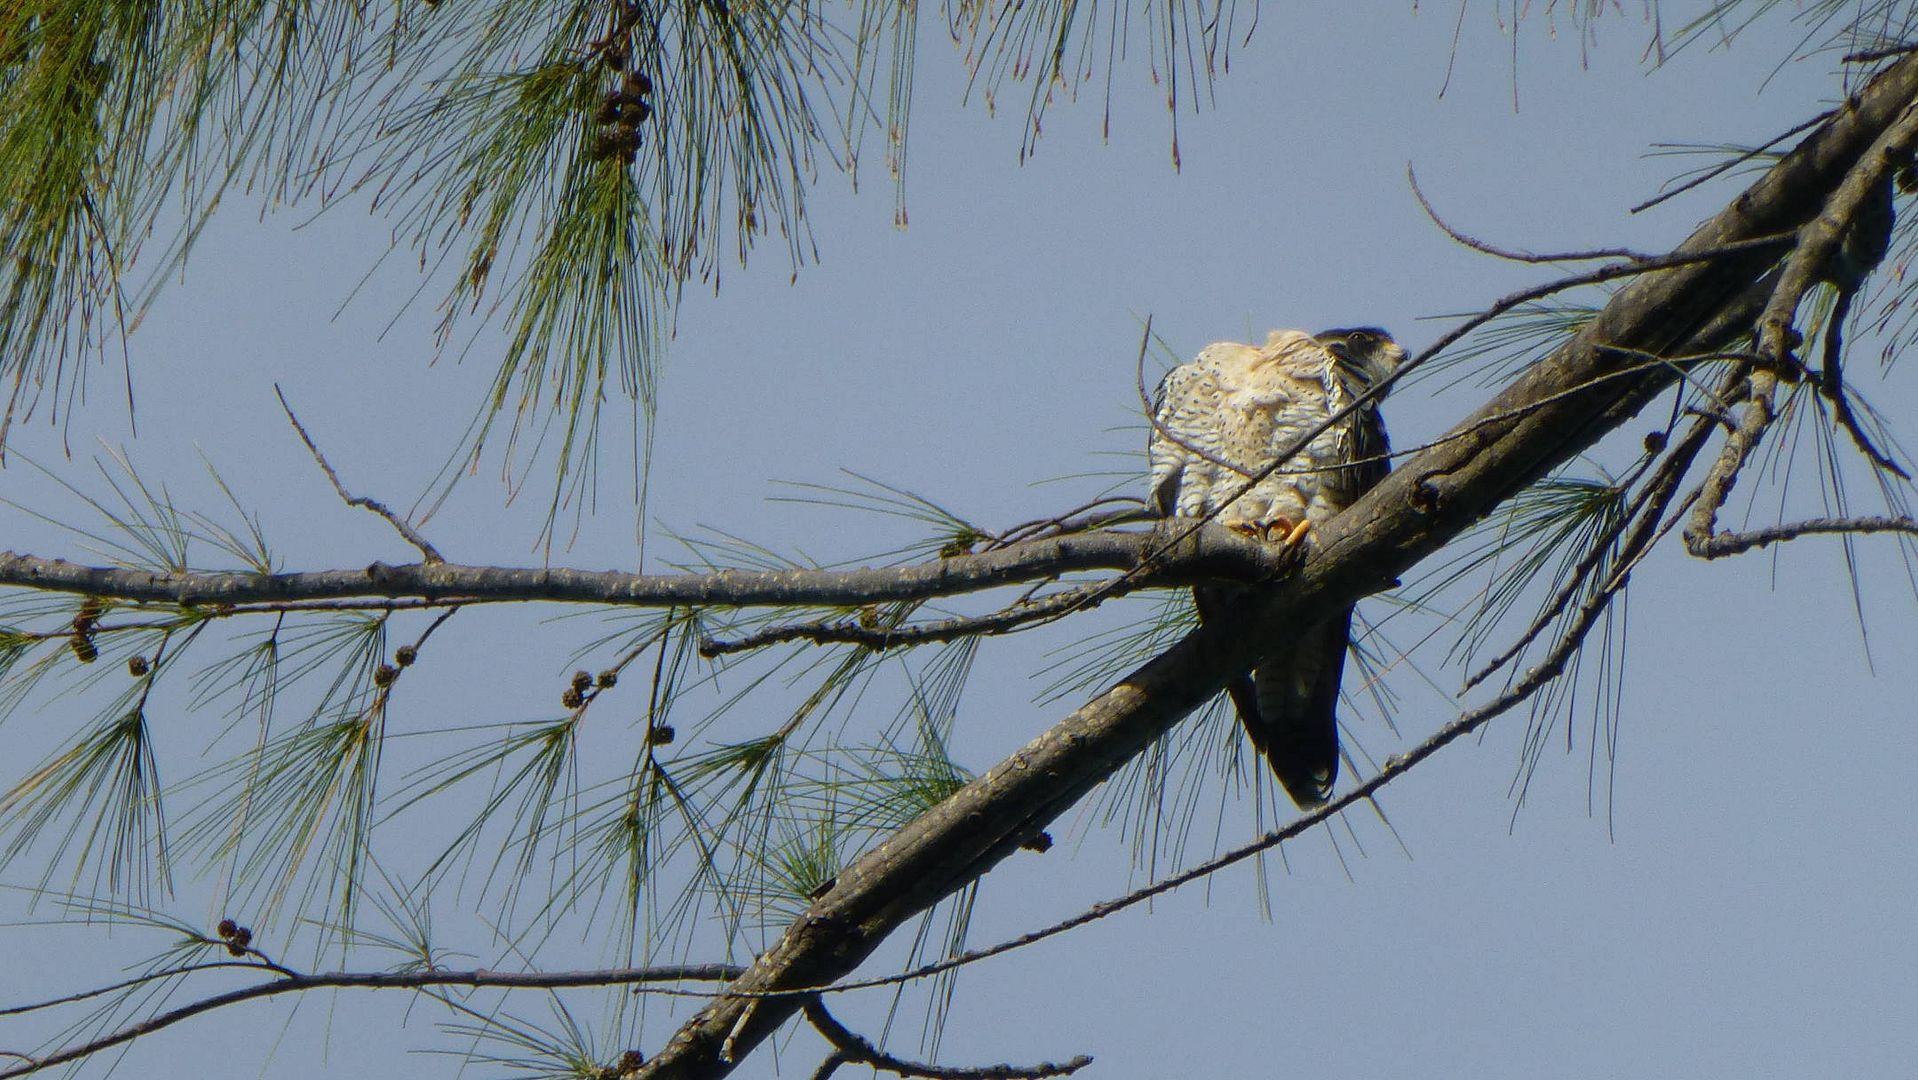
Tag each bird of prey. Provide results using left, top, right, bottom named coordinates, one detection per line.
left=1147, top=327, right=1405, bottom=807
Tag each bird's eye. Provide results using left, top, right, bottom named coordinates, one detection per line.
left=1347, top=331, right=1374, bottom=349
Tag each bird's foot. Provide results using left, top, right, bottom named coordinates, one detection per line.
left=1268, top=518, right=1312, bottom=547
left=1224, top=516, right=1312, bottom=549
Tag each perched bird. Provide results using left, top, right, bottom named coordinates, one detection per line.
left=1148, top=327, right=1406, bottom=807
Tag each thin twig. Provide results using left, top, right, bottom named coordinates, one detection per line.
left=1133, top=316, right=1258, bottom=479
left=802, top=997, right=1090, bottom=1080
left=276, top=385, right=445, bottom=564
left=0, top=959, right=276, bottom=1018
left=1631, top=111, right=1834, bottom=215
left=987, top=500, right=1150, bottom=549
left=699, top=578, right=1124, bottom=656
left=1463, top=376, right=1730, bottom=691
left=1845, top=43, right=1918, bottom=64
left=0, top=964, right=744, bottom=1079
left=1412, top=168, right=1657, bottom=263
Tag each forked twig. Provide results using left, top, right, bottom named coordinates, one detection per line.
left=276, top=385, right=445, bottom=564
left=803, top=998, right=1090, bottom=1080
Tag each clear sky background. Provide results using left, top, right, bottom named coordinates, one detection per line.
left=2, top=5, right=1914, bottom=1079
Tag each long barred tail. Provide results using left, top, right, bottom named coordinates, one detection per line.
left=1194, top=585, right=1345, bottom=808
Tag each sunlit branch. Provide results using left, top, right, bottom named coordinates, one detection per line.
left=1685, top=512, right=1918, bottom=558
left=1754, top=97, right=1918, bottom=372
left=1683, top=368, right=1775, bottom=553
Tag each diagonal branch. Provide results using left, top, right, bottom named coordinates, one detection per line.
left=631, top=52, right=1918, bottom=1080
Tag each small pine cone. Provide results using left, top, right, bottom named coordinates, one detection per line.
left=562, top=688, right=585, bottom=709
left=128, top=656, right=150, bottom=677
left=74, top=597, right=106, bottom=632
left=217, top=918, right=238, bottom=938
left=394, top=645, right=418, bottom=667
left=231, top=926, right=252, bottom=947
left=572, top=670, right=593, bottom=691
left=373, top=664, right=399, bottom=688
left=70, top=634, right=98, bottom=664
left=226, top=942, right=247, bottom=957
left=649, top=724, right=675, bottom=745
left=589, top=131, right=623, bottom=161
left=595, top=97, right=623, bottom=124
left=624, top=71, right=652, bottom=97
left=596, top=671, right=617, bottom=688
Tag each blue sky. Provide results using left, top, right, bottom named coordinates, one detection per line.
left=1, top=6, right=1913, bottom=1079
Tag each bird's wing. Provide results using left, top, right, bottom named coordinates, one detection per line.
left=1147, top=363, right=1200, bottom=516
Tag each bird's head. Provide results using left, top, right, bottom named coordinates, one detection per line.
left=1315, top=327, right=1406, bottom=393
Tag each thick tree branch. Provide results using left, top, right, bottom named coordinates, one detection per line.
left=631, top=53, right=1918, bottom=1080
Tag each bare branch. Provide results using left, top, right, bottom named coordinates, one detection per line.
left=1683, top=368, right=1774, bottom=554
left=276, top=385, right=446, bottom=564
left=0, top=523, right=1293, bottom=611
left=1412, top=168, right=1656, bottom=263
left=1686, top=513, right=1918, bottom=559
left=802, top=997, right=1090, bottom=1080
